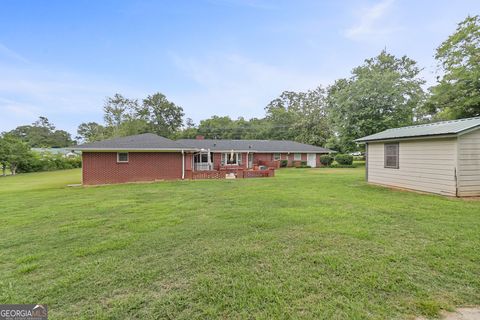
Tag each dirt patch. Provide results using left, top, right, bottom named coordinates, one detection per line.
left=417, top=308, right=480, bottom=320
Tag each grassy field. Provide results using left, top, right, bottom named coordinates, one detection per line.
left=0, top=168, right=479, bottom=319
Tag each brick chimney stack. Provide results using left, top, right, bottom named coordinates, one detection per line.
left=196, top=135, right=205, bottom=140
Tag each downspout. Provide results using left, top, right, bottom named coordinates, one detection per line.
left=181, top=150, right=185, bottom=180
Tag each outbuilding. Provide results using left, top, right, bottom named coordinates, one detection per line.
left=356, top=117, right=480, bottom=197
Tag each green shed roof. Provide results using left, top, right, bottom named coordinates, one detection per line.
left=356, top=117, right=480, bottom=143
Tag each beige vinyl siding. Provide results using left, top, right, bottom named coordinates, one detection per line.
left=367, top=138, right=457, bottom=196
left=457, top=128, right=480, bottom=197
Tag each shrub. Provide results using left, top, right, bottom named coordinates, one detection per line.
left=319, top=155, right=334, bottom=166
left=17, top=152, right=81, bottom=173
left=280, top=160, right=288, bottom=167
left=335, top=154, right=353, bottom=165
left=296, top=165, right=311, bottom=168
left=293, top=160, right=306, bottom=168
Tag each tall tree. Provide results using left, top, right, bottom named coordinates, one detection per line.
left=103, top=94, right=138, bottom=136
left=327, top=50, right=425, bottom=152
left=0, top=136, right=9, bottom=176
left=197, top=116, right=236, bottom=139
left=175, top=118, right=199, bottom=139
left=0, top=134, right=30, bottom=175
left=424, top=15, right=480, bottom=119
left=8, top=116, right=74, bottom=147
left=76, top=122, right=109, bottom=143
left=265, top=87, right=332, bottom=146
left=139, top=93, right=184, bottom=138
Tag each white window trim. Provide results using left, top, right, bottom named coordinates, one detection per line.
left=273, top=153, right=281, bottom=160
left=223, top=152, right=240, bottom=165
left=384, top=143, right=399, bottom=169
left=294, top=153, right=302, bottom=161
left=117, top=152, right=129, bottom=163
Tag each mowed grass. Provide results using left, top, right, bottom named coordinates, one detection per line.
left=0, top=168, right=479, bottom=319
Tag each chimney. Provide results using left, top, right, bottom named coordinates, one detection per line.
left=196, top=135, right=205, bottom=140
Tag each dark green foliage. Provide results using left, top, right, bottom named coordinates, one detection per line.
left=423, top=15, right=480, bottom=119
left=296, top=164, right=311, bottom=168
left=17, top=152, right=81, bottom=173
left=140, top=93, right=184, bottom=137
left=78, top=92, right=184, bottom=142
left=319, top=155, right=334, bottom=166
left=264, top=87, right=332, bottom=146
left=327, top=51, right=425, bottom=152
left=335, top=154, right=354, bottom=165
left=280, top=160, right=288, bottom=167
left=76, top=122, right=110, bottom=143
left=8, top=116, right=74, bottom=148
left=0, top=134, right=31, bottom=175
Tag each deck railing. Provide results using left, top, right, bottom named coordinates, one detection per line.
left=191, top=168, right=274, bottom=180
left=192, top=170, right=226, bottom=179
left=194, top=163, right=213, bottom=171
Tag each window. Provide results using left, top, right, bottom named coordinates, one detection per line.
left=273, top=153, right=280, bottom=160
left=194, top=152, right=210, bottom=163
left=117, top=152, right=129, bottom=163
left=384, top=143, right=399, bottom=169
left=294, top=153, right=301, bottom=161
left=222, top=152, right=241, bottom=165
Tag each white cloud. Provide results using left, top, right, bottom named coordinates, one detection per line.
left=0, top=43, right=29, bottom=64
left=169, top=52, right=331, bottom=122
left=344, top=0, right=398, bottom=41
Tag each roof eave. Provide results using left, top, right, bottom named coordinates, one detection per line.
left=355, top=133, right=458, bottom=143
left=72, top=147, right=198, bottom=152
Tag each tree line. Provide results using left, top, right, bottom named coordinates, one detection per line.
left=2, top=14, right=479, bottom=165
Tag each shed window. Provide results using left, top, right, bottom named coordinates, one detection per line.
left=384, top=143, right=399, bottom=169
left=117, top=152, right=129, bottom=163
left=294, top=153, right=301, bottom=161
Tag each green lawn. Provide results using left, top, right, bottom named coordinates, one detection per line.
left=0, top=168, right=479, bottom=319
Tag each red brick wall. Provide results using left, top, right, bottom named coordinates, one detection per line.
left=253, top=153, right=273, bottom=165
left=82, top=152, right=183, bottom=185
left=185, top=153, right=193, bottom=171
left=212, top=153, right=222, bottom=170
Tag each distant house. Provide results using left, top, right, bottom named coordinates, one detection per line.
left=31, top=148, right=80, bottom=158
left=73, top=134, right=333, bottom=185
left=356, top=117, right=480, bottom=197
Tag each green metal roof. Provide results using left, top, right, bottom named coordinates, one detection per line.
left=356, top=117, right=480, bottom=142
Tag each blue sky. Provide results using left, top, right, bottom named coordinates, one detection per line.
left=1, top=0, right=479, bottom=136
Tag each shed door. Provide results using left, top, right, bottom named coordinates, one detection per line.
left=307, top=153, right=316, bottom=167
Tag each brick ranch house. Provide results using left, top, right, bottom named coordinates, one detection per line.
left=74, top=133, right=334, bottom=185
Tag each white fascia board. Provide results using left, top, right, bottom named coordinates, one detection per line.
left=72, top=147, right=198, bottom=152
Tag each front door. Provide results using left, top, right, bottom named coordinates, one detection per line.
left=248, top=153, right=253, bottom=168
left=307, top=153, right=316, bottom=167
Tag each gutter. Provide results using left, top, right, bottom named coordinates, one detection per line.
left=71, top=147, right=198, bottom=152
left=355, top=133, right=458, bottom=144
